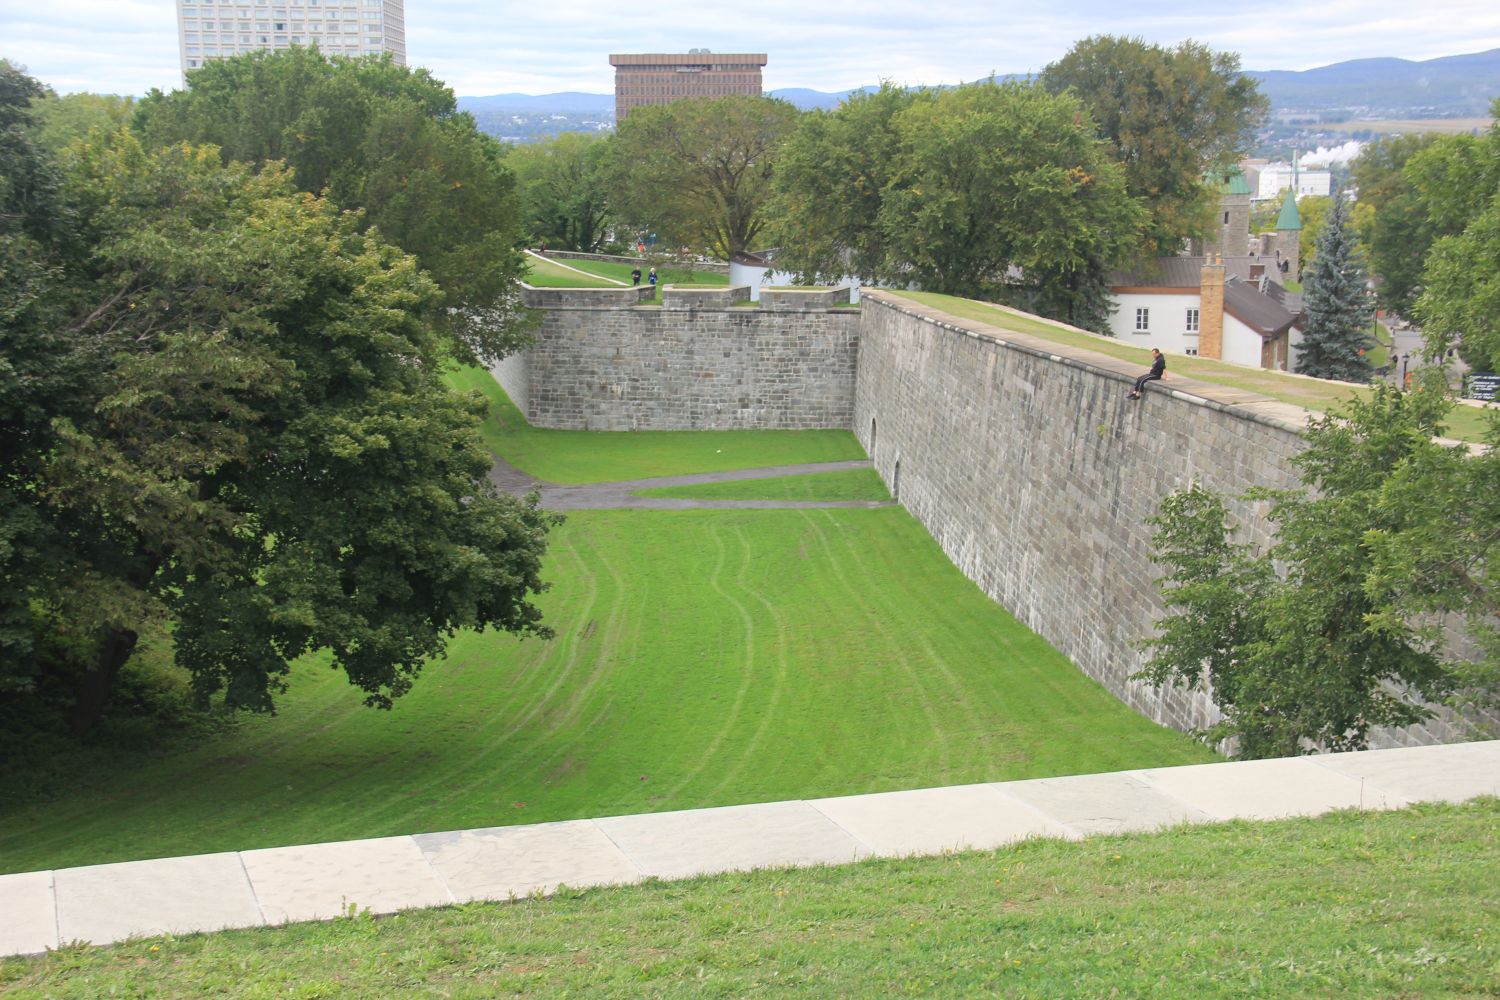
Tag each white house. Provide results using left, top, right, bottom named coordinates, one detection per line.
left=1108, top=256, right=1304, bottom=371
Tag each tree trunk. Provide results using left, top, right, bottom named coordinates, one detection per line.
left=68, top=627, right=139, bottom=735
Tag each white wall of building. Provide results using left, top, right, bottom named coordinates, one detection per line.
left=1256, top=165, right=1331, bottom=200
left=728, top=260, right=860, bottom=302
left=1222, top=314, right=1266, bottom=369
left=1108, top=291, right=1203, bottom=356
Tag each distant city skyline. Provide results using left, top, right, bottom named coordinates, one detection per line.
left=4, top=0, right=1500, bottom=98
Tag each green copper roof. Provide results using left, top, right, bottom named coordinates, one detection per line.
left=1209, top=167, right=1253, bottom=196
left=1276, top=190, right=1302, bottom=231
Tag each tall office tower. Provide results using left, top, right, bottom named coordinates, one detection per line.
left=609, top=50, right=767, bottom=122
left=177, top=0, right=406, bottom=77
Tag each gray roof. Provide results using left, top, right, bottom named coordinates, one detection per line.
left=1108, top=255, right=1295, bottom=289
left=1223, top=277, right=1298, bottom=338
left=1108, top=256, right=1301, bottom=341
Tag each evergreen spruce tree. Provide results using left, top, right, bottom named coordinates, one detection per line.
left=1295, top=193, right=1376, bottom=382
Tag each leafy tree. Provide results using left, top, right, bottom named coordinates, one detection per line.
left=1140, top=382, right=1496, bottom=757
left=1417, top=189, right=1500, bottom=372
left=1041, top=36, right=1268, bottom=258
left=1294, top=194, right=1332, bottom=277
left=775, top=80, right=1144, bottom=331
left=28, top=91, right=135, bottom=153
left=605, top=95, right=800, bottom=258
left=772, top=84, right=930, bottom=285
left=1295, top=194, right=1375, bottom=381
left=1, top=91, right=555, bottom=735
left=133, top=48, right=529, bottom=364
left=1350, top=133, right=1440, bottom=316
left=507, top=132, right=615, bottom=252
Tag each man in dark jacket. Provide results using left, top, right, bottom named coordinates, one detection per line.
left=1129, top=349, right=1166, bottom=399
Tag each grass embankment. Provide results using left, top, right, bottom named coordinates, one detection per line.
left=520, top=254, right=621, bottom=288
left=5, top=800, right=1495, bottom=996
left=895, top=291, right=1496, bottom=442
left=443, top=365, right=866, bottom=483
left=634, top=469, right=890, bottom=502
left=0, top=504, right=1212, bottom=875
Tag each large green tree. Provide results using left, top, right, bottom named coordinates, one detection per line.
left=1410, top=105, right=1500, bottom=372
left=1041, top=36, right=1268, bottom=259
left=605, top=94, right=800, bottom=258
left=1296, top=194, right=1375, bottom=382
left=1349, top=133, right=1440, bottom=316
left=774, top=80, right=1145, bottom=331
left=507, top=132, right=616, bottom=253
left=2, top=73, right=555, bottom=735
left=1140, top=382, right=1497, bottom=757
left=132, top=48, right=528, bottom=364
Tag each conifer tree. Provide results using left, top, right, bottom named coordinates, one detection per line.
left=1296, top=193, right=1375, bottom=382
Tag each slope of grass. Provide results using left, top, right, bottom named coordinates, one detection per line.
left=0, top=506, right=1214, bottom=875
left=634, top=469, right=890, bottom=501
left=443, top=365, right=867, bottom=483
left=522, top=254, right=620, bottom=288
left=563, top=258, right=729, bottom=287
left=5, top=800, right=1495, bottom=996
left=894, top=291, right=1496, bottom=441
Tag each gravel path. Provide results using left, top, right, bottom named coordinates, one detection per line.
left=488, top=457, right=894, bottom=510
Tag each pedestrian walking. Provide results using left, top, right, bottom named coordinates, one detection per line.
left=647, top=267, right=658, bottom=287
left=631, top=266, right=642, bottom=285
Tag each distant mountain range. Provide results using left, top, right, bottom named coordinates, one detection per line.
left=458, top=48, right=1500, bottom=121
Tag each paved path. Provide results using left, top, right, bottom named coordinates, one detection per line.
left=3, top=741, right=1497, bottom=957
left=488, top=458, right=896, bottom=511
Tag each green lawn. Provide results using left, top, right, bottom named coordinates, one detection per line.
left=896, top=291, right=1497, bottom=442
left=563, top=258, right=730, bottom=288
left=634, top=469, right=890, bottom=501
left=5, top=800, right=1495, bottom=996
left=443, top=365, right=868, bottom=483
left=522, top=254, right=621, bottom=288
left=0, top=505, right=1213, bottom=875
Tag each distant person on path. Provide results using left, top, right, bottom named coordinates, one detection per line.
left=631, top=266, right=642, bottom=285
left=1128, top=349, right=1166, bottom=400
left=538, top=240, right=546, bottom=255
left=648, top=267, right=658, bottom=287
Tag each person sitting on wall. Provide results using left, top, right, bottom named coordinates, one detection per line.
left=1128, top=349, right=1166, bottom=400
left=631, top=266, right=642, bottom=285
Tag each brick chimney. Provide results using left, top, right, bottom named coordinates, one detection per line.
left=1199, top=255, right=1225, bottom=360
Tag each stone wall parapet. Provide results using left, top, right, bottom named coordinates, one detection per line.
left=519, top=283, right=656, bottom=309
left=759, top=286, right=854, bottom=311
left=661, top=285, right=753, bottom=310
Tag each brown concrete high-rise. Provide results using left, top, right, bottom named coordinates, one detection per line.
left=610, top=51, right=768, bottom=122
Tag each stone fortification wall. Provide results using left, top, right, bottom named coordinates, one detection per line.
left=854, top=291, right=1306, bottom=734
left=853, top=291, right=1488, bottom=747
left=501, top=295, right=858, bottom=431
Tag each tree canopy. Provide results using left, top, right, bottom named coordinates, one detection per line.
left=1410, top=103, right=1500, bottom=372
left=1349, top=133, right=1440, bottom=316
left=1, top=64, right=555, bottom=735
left=132, top=48, right=529, bottom=364
left=774, top=80, right=1145, bottom=331
left=507, top=132, right=616, bottom=253
left=1140, top=382, right=1498, bottom=757
left=605, top=95, right=800, bottom=258
left=1042, top=36, right=1268, bottom=259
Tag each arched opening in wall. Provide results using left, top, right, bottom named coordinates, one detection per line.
left=892, top=458, right=901, bottom=501
left=869, top=417, right=877, bottom=461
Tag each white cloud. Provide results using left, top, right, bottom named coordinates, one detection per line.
left=4, top=0, right=1499, bottom=97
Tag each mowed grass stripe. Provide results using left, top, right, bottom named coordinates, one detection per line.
left=0, top=507, right=1212, bottom=874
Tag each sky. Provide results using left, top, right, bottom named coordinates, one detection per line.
left=4, top=0, right=1500, bottom=98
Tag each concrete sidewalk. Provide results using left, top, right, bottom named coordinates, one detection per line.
left=4, top=741, right=1497, bottom=957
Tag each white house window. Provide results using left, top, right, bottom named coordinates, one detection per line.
left=1186, top=308, right=1200, bottom=333
left=1134, top=307, right=1150, bottom=332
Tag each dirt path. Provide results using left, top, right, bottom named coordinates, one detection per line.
left=488, top=457, right=894, bottom=510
